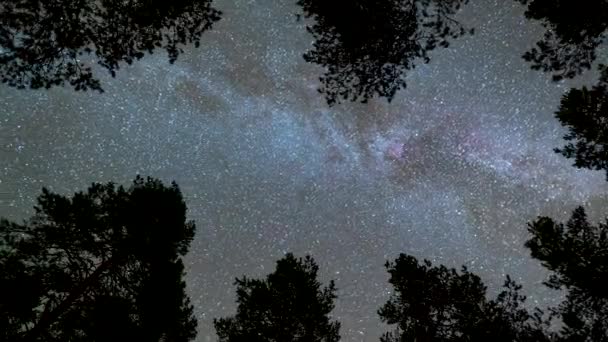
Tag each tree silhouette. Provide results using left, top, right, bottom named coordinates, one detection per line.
left=513, top=0, right=608, bottom=176
left=0, top=176, right=197, bottom=341
left=527, top=206, right=608, bottom=341
left=514, top=0, right=608, bottom=81
left=0, top=0, right=221, bottom=92
left=379, top=254, right=552, bottom=342
left=553, top=65, right=608, bottom=179
left=214, top=253, right=341, bottom=342
left=296, top=0, right=472, bottom=105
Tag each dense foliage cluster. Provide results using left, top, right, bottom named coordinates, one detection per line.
left=0, top=0, right=221, bottom=91
left=296, top=0, right=472, bottom=105
left=528, top=207, right=608, bottom=341
left=553, top=66, right=608, bottom=178
left=0, top=177, right=197, bottom=341
left=214, top=253, right=341, bottom=342
left=515, top=0, right=608, bottom=81
left=379, top=255, right=551, bottom=342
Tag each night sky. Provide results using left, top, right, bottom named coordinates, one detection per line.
left=1, top=0, right=608, bottom=341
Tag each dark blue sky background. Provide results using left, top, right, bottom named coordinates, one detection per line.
left=1, top=0, right=608, bottom=341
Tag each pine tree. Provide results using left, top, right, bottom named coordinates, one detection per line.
left=0, top=0, right=221, bottom=91
left=214, top=253, right=341, bottom=342
left=296, top=0, right=471, bottom=105
left=527, top=207, right=608, bottom=341
left=379, top=254, right=552, bottom=342
left=553, top=66, right=608, bottom=179
left=0, top=176, right=198, bottom=342
left=514, top=0, right=608, bottom=81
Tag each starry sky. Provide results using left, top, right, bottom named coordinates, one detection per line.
left=1, top=0, right=608, bottom=341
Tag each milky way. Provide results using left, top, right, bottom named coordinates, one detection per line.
left=1, top=0, right=608, bottom=341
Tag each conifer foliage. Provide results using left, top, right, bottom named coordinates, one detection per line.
left=0, top=0, right=221, bottom=91
left=214, top=253, right=340, bottom=342
left=0, top=176, right=198, bottom=342
left=296, top=0, right=471, bottom=105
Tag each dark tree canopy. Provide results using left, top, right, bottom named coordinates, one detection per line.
left=379, top=254, right=552, bottom=342
left=527, top=207, right=608, bottom=341
left=514, top=1, right=608, bottom=176
left=0, top=0, right=221, bottom=91
left=214, top=253, right=341, bottom=342
left=515, top=0, right=608, bottom=81
left=297, top=0, right=472, bottom=105
left=0, top=176, right=197, bottom=342
left=554, top=66, right=608, bottom=179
